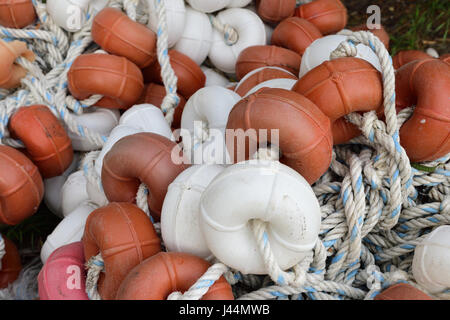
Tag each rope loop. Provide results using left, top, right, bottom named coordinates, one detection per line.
left=209, top=14, right=239, bottom=46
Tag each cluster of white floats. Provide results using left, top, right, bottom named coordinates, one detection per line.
left=40, top=0, right=449, bottom=292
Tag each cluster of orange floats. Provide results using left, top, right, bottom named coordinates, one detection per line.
left=0, top=0, right=449, bottom=300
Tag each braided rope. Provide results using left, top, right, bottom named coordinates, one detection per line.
left=154, top=0, right=180, bottom=126
left=167, top=263, right=229, bottom=300
left=1, top=0, right=448, bottom=301
left=0, top=234, right=5, bottom=270
left=0, top=0, right=108, bottom=147
left=174, top=30, right=450, bottom=300
left=85, top=253, right=104, bottom=300
left=208, top=14, right=239, bottom=46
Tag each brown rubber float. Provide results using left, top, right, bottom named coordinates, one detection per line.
left=292, top=57, right=383, bottom=144
left=0, top=145, right=43, bottom=225
left=68, top=53, right=144, bottom=110
left=440, top=53, right=450, bottom=64
left=294, top=0, right=347, bottom=35
left=235, top=45, right=302, bottom=80
left=116, top=252, right=234, bottom=300
left=235, top=67, right=298, bottom=97
left=0, top=39, right=35, bottom=89
left=82, top=202, right=162, bottom=300
left=255, top=0, right=296, bottom=24
left=374, top=283, right=432, bottom=300
left=226, top=87, right=332, bottom=184
left=9, top=105, right=74, bottom=178
left=141, top=50, right=205, bottom=99
left=395, top=58, right=450, bottom=162
left=0, top=0, right=36, bottom=28
left=351, top=24, right=390, bottom=50
left=393, top=50, right=432, bottom=69
left=137, top=83, right=186, bottom=129
left=101, top=132, right=188, bottom=221
left=92, top=7, right=157, bottom=68
left=0, top=235, right=22, bottom=288
left=271, top=17, right=323, bottom=56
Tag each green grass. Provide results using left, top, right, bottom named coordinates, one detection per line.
left=0, top=204, right=61, bottom=255
left=389, top=0, right=449, bottom=55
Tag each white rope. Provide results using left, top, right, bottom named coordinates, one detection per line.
left=208, top=14, right=239, bottom=46
left=85, top=253, right=104, bottom=300
left=0, top=1, right=448, bottom=301
left=176, top=30, right=450, bottom=300
left=167, top=263, right=229, bottom=300
left=0, top=235, right=5, bottom=270
left=154, top=0, right=180, bottom=126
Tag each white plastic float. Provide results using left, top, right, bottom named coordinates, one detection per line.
left=94, top=104, right=173, bottom=177
left=199, top=160, right=322, bottom=274
left=246, top=3, right=274, bottom=44
left=299, top=34, right=382, bottom=78
left=68, top=108, right=120, bottom=151
left=43, top=154, right=80, bottom=218
left=227, top=0, right=253, bottom=8
left=186, top=0, right=230, bottom=13
left=201, top=66, right=230, bottom=87
left=46, top=0, right=108, bottom=32
left=46, top=0, right=90, bottom=32
left=161, top=164, right=225, bottom=260
left=40, top=201, right=98, bottom=263
left=234, top=66, right=297, bottom=96
left=412, top=225, right=450, bottom=294
left=208, top=8, right=266, bottom=74
left=174, top=6, right=213, bottom=65
left=146, top=0, right=186, bottom=48
left=181, top=86, right=241, bottom=165
left=243, top=78, right=297, bottom=98
left=61, top=170, right=90, bottom=217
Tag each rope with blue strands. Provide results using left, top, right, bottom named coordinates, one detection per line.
left=0, top=0, right=448, bottom=301
left=174, top=30, right=450, bottom=300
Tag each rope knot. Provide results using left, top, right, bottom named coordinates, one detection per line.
left=209, top=14, right=238, bottom=46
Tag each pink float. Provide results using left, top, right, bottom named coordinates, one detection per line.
left=38, top=242, right=88, bottom=300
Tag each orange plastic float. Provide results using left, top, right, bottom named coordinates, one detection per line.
left=255, top=0, right=296, bottom=24
left=292, top=57, right=383, bottom=144
left=0, top=0, right=36, bottom=28
left=0, top=235, right=22, bottom=288
left=92, top=7, right=157, bottom=68
left=83, top=202, right=162, bottom=300
left=137, top=83, right=186, bottom=129
left=374, top=283, right=433, bottom=300
left=271, top=17, right=323, bottom=56
left=440, top=53, right=450, bottom=64
left=8, top=105, right=74, bottom=178
left=235, top=67, right=298, bottom=97
left=67, top=53, right=144, bottom=110
left=0, top=39, right=35, bottom=89
left=226, top=88, right=332, bottom=184
left=0, top=145, right=43, bottom=225
left=101, top=133, right=188, bottom=221
left=294, top=0, right=347, bottom=35
left=235, top=45, right=302, bottom=80
left=392, top=50, right=432, bottom=69
left=395, top=58, right=450, bottom=162
left=116, top=252, right=234, bottom=300
left=351, top=24, right=390, bottom=50
left=142, top=50, right=205, bottom=99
